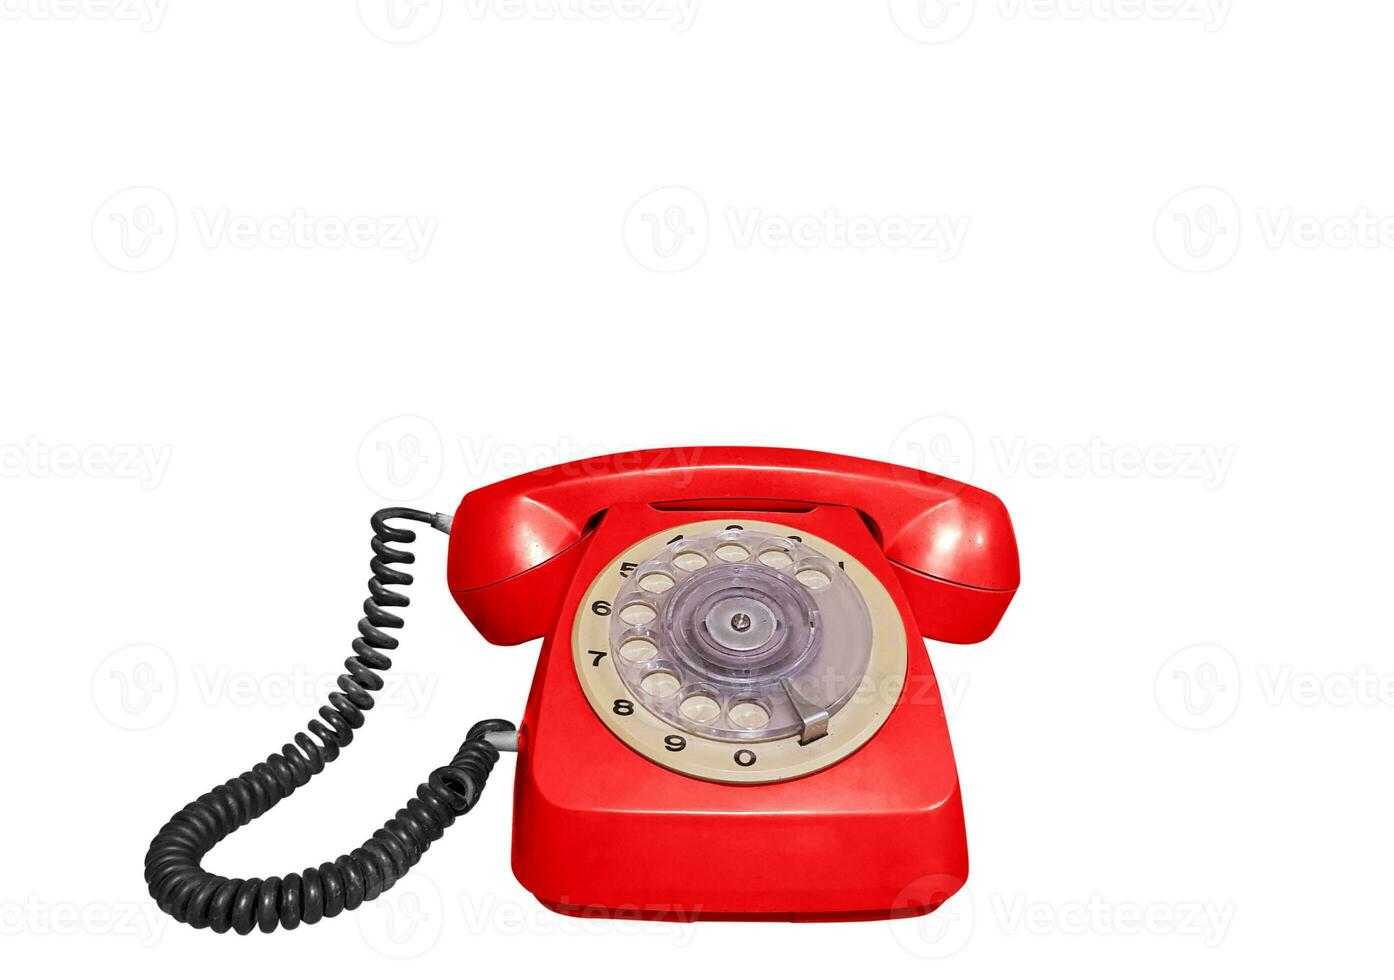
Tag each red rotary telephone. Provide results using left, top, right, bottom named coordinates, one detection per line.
left=145, top=447, right=1018, bottom=932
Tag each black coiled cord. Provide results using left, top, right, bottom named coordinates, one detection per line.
left=144, top=507, right=514, bottom=935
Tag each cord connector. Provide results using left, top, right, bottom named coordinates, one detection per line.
left=481, top=729, right=519, bottom=752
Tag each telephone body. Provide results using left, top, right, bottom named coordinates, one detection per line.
left=144, top=446, right=1018, bottom=933
left=447, top=447, right=1018, bottom=921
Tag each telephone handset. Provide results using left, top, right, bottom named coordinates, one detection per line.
left=145, top=448, right=1018, bottom=932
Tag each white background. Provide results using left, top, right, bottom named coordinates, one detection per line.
left=2, top=0, right=1388, bottom=975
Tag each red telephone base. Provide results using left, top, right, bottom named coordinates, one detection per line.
left=539, top=901, right=948, bottom=923
left=504, top=504, right=969, bottom=921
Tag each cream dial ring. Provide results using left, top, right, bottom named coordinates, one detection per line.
left=571, top=519, right=907, bottom=784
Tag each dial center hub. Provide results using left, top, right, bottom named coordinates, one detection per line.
left=705, top=596, right=777, bottom=652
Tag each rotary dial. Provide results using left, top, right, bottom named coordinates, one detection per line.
left=572, top=520, right=906, bottom=784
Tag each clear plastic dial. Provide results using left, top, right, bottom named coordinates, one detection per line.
left=608, top=527, right=873, bottom=742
